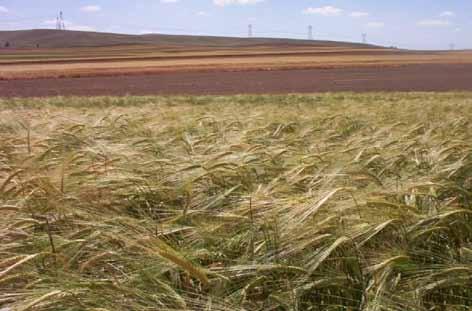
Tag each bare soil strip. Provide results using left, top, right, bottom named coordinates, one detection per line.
left=1, top=64, right=471, bottom=98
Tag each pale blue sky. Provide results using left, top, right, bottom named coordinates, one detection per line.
left=0, top=0, right=470, bottom=50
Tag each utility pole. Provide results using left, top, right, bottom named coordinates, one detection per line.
left=308, top=25, right=313, bottom=40
left=248, top=24, right=253, bottom=38
left=362, top=33, right=367, bottom=44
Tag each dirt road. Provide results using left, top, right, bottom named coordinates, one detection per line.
left=1, top=64, right=472, bottom=97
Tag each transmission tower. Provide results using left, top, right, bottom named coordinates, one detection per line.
left=449, top=43, right=455, bottom=50
left=362, top=33, right=367, bottom=44
left=56, top=14, right=61, bottom=30
left=60, top=11, right=66, bottom=30
left=248, top=24, right=253, bottom=38
left=308, top=25, right=313, bottom=40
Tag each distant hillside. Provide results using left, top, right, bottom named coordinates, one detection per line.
left=0, top=29, right=380, bottom=49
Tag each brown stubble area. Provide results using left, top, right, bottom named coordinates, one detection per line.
left=2, top=63, right=472, bottom=97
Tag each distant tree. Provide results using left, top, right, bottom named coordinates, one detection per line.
left=36, top=44, right=40, bottom=48
left=4, top=41, right=10, bottom=48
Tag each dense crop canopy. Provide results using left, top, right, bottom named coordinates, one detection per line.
left=0, top=93, right=471, bottom=310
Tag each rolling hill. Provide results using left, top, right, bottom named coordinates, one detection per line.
left=0, top=29, right=380, bottom=49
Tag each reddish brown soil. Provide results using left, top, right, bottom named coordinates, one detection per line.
left=1, top=64, right=471, bottom=98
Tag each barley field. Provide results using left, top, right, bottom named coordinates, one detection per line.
left=1, top=93, right=471, bottom=310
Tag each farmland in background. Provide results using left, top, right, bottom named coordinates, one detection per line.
left=1, top=29, right=472, bottom=80
left=1, top=93, right=471, bottom=310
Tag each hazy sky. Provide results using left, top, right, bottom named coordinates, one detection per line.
left=0, top=0, right=470, bottom=50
